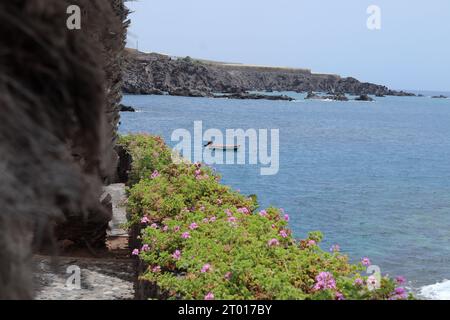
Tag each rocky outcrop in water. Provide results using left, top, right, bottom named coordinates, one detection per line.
left=123, top=49, right=415, bottom=98
left=355, top=94, right=374, bottom=101
left=216, top=92, right=294, bottom=101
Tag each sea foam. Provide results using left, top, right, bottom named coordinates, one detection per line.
left=419, top=280, right=450, bottom=300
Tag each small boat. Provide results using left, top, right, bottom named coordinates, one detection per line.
left=204, top=141, right=240, bottom=151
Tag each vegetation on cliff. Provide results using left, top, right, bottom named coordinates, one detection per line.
left=119, top=134, right=411, bottom=300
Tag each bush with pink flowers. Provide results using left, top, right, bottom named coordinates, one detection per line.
left=120, top=134, right=412, bottom=300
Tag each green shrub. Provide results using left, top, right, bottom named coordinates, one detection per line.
left=120, top=134, right=411, bottom=300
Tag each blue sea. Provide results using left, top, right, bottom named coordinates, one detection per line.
left=120, top=92, right=450, bottom=298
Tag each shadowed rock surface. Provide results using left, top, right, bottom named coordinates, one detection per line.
left=123, top=49, right=415, bottom=97
left=0, top=0, right=128, bottom=299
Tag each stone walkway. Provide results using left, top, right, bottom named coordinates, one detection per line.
left=33, top=256, right=135, bottom=300
left=33, top=183, right=135, bottom=300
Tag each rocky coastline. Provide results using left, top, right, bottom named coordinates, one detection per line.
left=123, top=49, right=415, bottom=100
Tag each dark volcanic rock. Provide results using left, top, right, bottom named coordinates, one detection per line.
left=119, top=104, right=135, bottom=112
left=305, top=92, right=348, bottom=101
left=123, top=49, right=415, bottom=98
left=168, top=87, right=212, bottom=98
left=305, top=92, right=322, bottom=99
left=216, top=92, right=294, bottom=101
left=355, top=94, right=374, bottom=101
left=432, top=95, right=448, bottom=99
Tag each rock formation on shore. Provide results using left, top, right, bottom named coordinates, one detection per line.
left=0, top=0, right=128, bottom=299
left=123, top=49, right=415, bottom=98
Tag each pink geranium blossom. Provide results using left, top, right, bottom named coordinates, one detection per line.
left=172, top=250, right=181, bottom=260
left=396, top=276, right=406, bottom=285
left=354, top=278, right=364, bottom=286
left=204, top=292, right=215, bottom=300
left=268, top=238, right=280, bottom=247
left=173, top=226, right=180, bottom=232
left=152, top=265, right=161, bottom=273
left=150, top=170, right=160, bottom=179
left=131, top=249, right=139, bottom=256
left=259, top=210, right=268, bottom=217
left=150, top=223, right=158, bottom=229
left=189, top=222, right=199, bottom=230
left=224, top=272, right=232, bottom=280
left=313, top=272, right=336, bottom=291
left=307, top=240, right=316, bottom=247
left=201, top=263, right=211, bottom=273
left=227, top=216, right=237, bottom=223
left=335, top=292, right=345, bottom=300
left=141, top=216, right=150, bottom=224
left=209, top=216, right=217, bottom=222
left=279, top=230, right=288, bottom=238
left=141, top=244, right=150, bottom=252
left=361, top=257, right=371, bottom=266
left=181, top=232, right=190, bottom=239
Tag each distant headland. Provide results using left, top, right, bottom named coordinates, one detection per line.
left=123, top=48, right=415, bottom=99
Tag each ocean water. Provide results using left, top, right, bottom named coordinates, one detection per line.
left=120, top=92, right=450, bottom=298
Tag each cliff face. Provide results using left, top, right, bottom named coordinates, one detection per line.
left=0, top=0, right=127, bottom=299
left=123, top=49, right=411, bottom=96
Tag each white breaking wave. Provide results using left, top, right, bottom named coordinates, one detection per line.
left=419, top=280, right=450, bottom=300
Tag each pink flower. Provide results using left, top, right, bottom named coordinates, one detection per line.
left=279, top=230, right=288, bottom=238
left=201, top=263, right=211, bottom=273
left=227, top=216, right=237, bottom=223
left=141, top=244, right=150, bottom=252
left=237, top=207, right=250, bottom=215
left=335, top=292, right=345, bottom=300
left=141, top=216, right=150, bottom=224
left=225, top=209, right=233, bottom=217
left=396, top=276, right=406, bottom=285
left=330, top=244, right=340, bottom=253
left=259, top=210, right=268, bottom=217
left=150, top=223, right=158, bottom=229
left=195, top=169, right=202, bottom=176
left=162, top=225, right=169, bottom=232
left=131, top=249, right=139, bottom=256
left=354, top=278, right=364, bottom=286
left=189, top=222, right=199, bottom=230
left=217, top=199, right=223, bottom=205
left=361, top=257, right=371, bottom=267
left=224, top=272, right=232, bottom=280
left=284, top=214, right=290, bottom=222
left=181, top=232, right=190, bottom=239
left=268, top=238, right=280, bottom=247
left=150, top=170, right=160, bottom=179
left=209, top=216, right=217, bottom=222
left=307, top=240, right=316, bottom=247
left=313, top=272, right=336, bottom=291
left=202, top=218, right=209, bottom=224
left=204, top=292, right=215, bottom=300
left=172, top=250, right=181, bottom=260
left=152, top=265, right=161, bottom=273
left=173, top=226, right=180, bottom=232
left=199, top=206, right=205, bottom=211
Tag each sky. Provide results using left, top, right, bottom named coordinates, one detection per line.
left=126, top=0, right=450, bottom=92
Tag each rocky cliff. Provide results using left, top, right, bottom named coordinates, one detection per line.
left=123, top=49, right=413, bottom=97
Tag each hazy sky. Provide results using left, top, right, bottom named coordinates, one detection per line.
left=126, top=0, right=450, bottom=92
